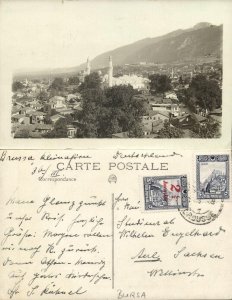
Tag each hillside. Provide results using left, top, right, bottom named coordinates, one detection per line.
left=89, top=23, right=222, bottom=69
left=14, top=22, right=222, bottom=79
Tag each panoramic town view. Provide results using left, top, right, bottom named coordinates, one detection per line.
left=11, top=22, right=222, bottom=139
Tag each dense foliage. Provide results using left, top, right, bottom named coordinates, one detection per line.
left=12, top=81, right=24, bottom=92
left=158, top=121, right=183, bottom=138
left=192, top=117, right=220, bottom=138
left=68, top=76, right=80, bottom=85
left=148, top=74, right=172, bottom=94
left=44, top=116, right=72, bottom=138
left=179, top=75, right=222, bottom=112
left=49, top=77, right=65, bottom=92
left=77, top=73, right=146, bottom=138
left=79, top=72, right=102, bottom=90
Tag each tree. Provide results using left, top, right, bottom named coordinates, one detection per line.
left=105, top=85, right=135, bottom=108
left=192, top=117, right=220, bottom=138
left=187, top=75, right=222, bottom=111
left=104, top=85, right=146, bottom=137
left=128, top=122, right=144, bottom=138
left=49, top=77, right=65, bottom=92
left=15, top=129, right=30, bottom=138
left=77, top=87, right=105, bottom=137
left=79, top=85, right=104, bottom=137
left=68, top=76, right=80, bottom=85
left=148, top=74, right=172, bottom=94
left=54, top=118, right=68, bottom=137
left=45, top=118, right=68, bottom=138
left=37, top=90, right=49, bottom=104
left=77, top=101, right=99, bottom=138
left=208, top=71, right=221, bottom=81
left=44, top=115, right=52, bottom=124
left=12, top=81, right=24, bottom=92
left=80, top=72, right=101, bottom=90
left=78, top=84, right=146, bottom=138
left=158, top=121, right=183, bottom=138
left=97, top=108, right=122, bottom=138
left=44, top=106, right=57, bottom=124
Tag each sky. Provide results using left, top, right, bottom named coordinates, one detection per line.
left=200, top=162, right=226, bottom=182
left=0, top=0, right=231, bottom=71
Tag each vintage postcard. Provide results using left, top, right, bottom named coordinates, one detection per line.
left=0, top=0, right=232, bottom=300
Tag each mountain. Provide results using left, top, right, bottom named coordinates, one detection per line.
left=87, top=23, right=222, bottom=69
left=14, top=23, right=222, bottom=79
left=193, top=22, right=212, bottom=30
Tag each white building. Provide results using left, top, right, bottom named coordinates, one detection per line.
left=49, top=96, right=66, bottom=109
left=151, top=103, right=180, bottom=117
left=165, top=91, right=178, bottom=101
left=112, top=74, right=150, bottom=90
left=102, top=56, right=150, bottom=90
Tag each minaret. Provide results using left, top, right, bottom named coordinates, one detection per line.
left=171, top=68, right=174, bottom=79
left=86, top=57, right=91, bottom=75
left=190, top=71, right=193, bottom=80
left=108, top=56, right=113, bottom=87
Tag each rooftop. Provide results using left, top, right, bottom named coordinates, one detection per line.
left=35, top=124, right=53, bottom=130
left=49, top=96, right=65, bottom=103
left=112, top=132, right=129, bottom=138
left=155, top=111, right=170, bottom=118
left=50, top=114, right=65, bottom=121
left=210, top=108, right=222, bottom=115
left=192, top=113, right=207, bottom=123
left=31, top=111, right=46, bottom=116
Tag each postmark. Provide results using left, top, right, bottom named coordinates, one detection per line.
left=196, top=155, right=229, bottom=199
left=143, top=175, right=188, bottom=210
left=179, top=197, right=224, bottom=225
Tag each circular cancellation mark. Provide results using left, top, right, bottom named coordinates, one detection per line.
left=179, top=198, right=224, bottom=225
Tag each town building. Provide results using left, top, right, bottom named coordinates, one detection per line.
left=102, top=56, right=150, bottom=90
left=49, top=96, right=66, bottom=109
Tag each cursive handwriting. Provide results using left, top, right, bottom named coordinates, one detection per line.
left=112, top=150, right=183, bottom=159
left=147, top=268, right=204, bottom=278
left=131, top=248, right=162, bottom=263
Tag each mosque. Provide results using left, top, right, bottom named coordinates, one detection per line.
left=83, top=56, right=150, bottom=91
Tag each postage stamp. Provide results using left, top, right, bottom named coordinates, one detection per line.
left=196, top=155, right=229, bottom=199
left=143, top=175, right=188, bottom=210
